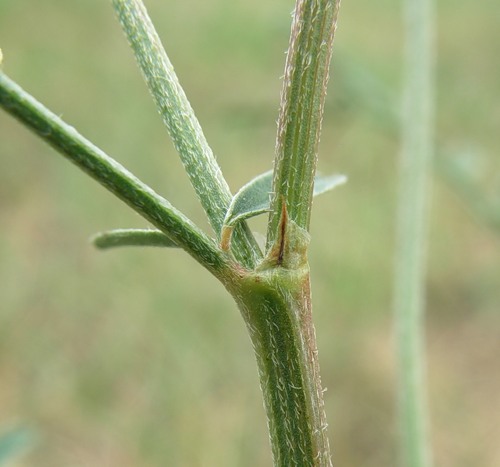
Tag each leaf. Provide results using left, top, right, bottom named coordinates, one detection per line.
left=224, top=170, right=274, bottom=229
left=0, top=427, right=34, bottom=465
left=312, top=173, right=348, bottom=197
left=92, top=229, right=178, bottom=250
left=223, top=171, right=347, bottom=228
left=220, top=170, right=346, bottom=250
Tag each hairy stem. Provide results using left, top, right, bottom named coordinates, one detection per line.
left=267, top=0, right=340, bottom=249
left=224, top=214, right=331, bottom=466
left=0, top=72, right=229, bottom=278
left=112, top=0, right=261, bottom=268
left=229, top=263, right=331, bottom=466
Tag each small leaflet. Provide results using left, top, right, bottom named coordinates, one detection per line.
left=220, top=170, right=346, bottom=250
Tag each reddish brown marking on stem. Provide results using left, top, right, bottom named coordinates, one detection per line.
left=277, top=199, right=288, bottom=266
left=220, top=225, right=233, bottom=252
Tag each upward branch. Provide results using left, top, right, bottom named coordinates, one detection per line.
left=267, top=0, right=339, bottom=250
left=112, top=0, right=261, bottom=269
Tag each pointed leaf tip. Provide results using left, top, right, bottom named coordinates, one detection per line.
left=313, top=173, right=347, bottom=196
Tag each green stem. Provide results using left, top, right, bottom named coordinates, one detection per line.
left=0, top=72, right=229, bottom=278
left=228, top=260, right=331, bottom=466
left=267, top=0, right=340, bottom=249
left=112, top=0, right=262, bottom=268
left=236, top=2, right=340, bottom=463
left=394, top=0, right=435, bottom=464
left=1, top=3, right=342, bottom=464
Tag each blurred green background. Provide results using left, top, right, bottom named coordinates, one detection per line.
left=0, top=0, right=498, bottom=465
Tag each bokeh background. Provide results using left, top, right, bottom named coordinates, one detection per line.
left=1, top=0, right=498, bottom=465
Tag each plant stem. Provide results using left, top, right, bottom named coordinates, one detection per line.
left=227, top=221, right=331, bottom=466
left=0, top=72, right=229, bottom=278
left=267, top=0, right=340, bottom=249
left=394, top=0, right=435, bottom=464
left=234, top=1, right=341, bottom=464
left=112, top=0, right=261, bottom=268
left=1, top=2, right=342, bottom=464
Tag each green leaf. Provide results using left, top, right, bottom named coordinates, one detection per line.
left=92, top=229, right=178, bottom=250
left=220, top=170, right=346, bottom=251
left=224, top=170, right=274, bottom=228
left=0, top=428, right=34, bottom=465
left=313, top=173, right=348, bottom=197
left=224, top=171, right=347, bottom=228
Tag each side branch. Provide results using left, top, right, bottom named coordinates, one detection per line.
left=0, top=72, right=229, bottom=277
left=112, top=0, right=262, bottom=268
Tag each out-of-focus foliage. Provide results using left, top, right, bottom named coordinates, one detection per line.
left=0, top=1, right=498, bottom=466
left=0, top=427, right=34, bottom=465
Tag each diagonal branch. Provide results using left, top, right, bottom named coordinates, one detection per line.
left=0, top=72, right=230, bottom=278
left=112, top=0, right=261, bottom=268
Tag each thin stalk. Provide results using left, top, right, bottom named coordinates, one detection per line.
left=0, top=72, right=229, bottom=278
left=112, top=0, right=262, bottom=268
left=394, top=0, right=435, bottom=464
left=267, top=0, right=340, bottom=249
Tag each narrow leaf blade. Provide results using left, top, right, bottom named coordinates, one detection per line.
left=92, top=229, right=178, bottom=250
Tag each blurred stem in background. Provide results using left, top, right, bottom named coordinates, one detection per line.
left=393, top=0, right=435, bottom=465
